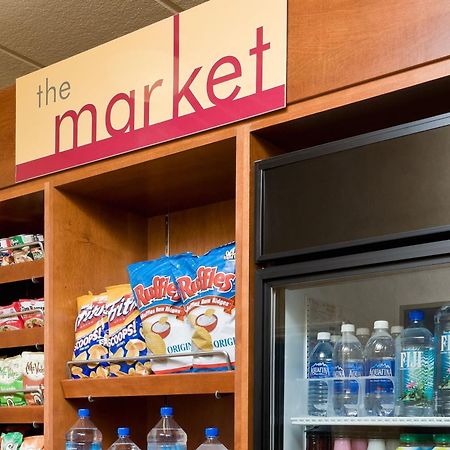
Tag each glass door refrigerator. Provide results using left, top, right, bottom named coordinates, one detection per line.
left=254, top=113, right=450, bottom=450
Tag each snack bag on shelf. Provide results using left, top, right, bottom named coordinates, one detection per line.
left=22, top=352, right=44, bottom=406
left=0, top=356, right=26, bottom=407
left=0, top=303, right=24, bottom=331
left=128, top=256, right=192, bottom=374
left=0, top=238, right=10, bottom=249
left=106, top=284, right=149, bottom=377
left=19, top=300, right=44, bottom=328
left=1, top=432, right=23, bottom=450
left=0, top=250, right=14, bottom=266
left=8, top=235, right=35, bottom=247
left=71, top=293, right=109, bottom=379
left=172, top=242, right=236, bottom=371
left=20, top=436, right=44, bottom=449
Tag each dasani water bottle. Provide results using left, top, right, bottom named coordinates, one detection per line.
left=147, top=407, right=187, bottom=450
left=108, top=428, right=141, bottom=450
left=65, top=409, right=102, bottom=450
left=195, top=428, right=228, bottom=449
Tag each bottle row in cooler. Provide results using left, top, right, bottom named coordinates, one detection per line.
left=308, top=307, right=450, bottom=417
left=66, top=407, right=228, bottom=450
left=307, top=431, right=450, bottom=450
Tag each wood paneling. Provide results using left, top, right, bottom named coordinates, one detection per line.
left=0, top=406, right=43, bottom=424
left=0, top=260, right=44, bottom=284
left=287, top=0, right=450, bottom=103
left=0, top=327, right=44, bottom=349
left=0, top=86, right=15, bottom=190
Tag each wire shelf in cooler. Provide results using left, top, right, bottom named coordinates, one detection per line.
left=291, top=416, right=450, bottom=427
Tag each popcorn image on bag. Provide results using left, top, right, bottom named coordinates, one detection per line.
left=22, top=352, right=44, bottom=405
left=128, top=256, right=192, bottom=374
left=106, top=284, right=149, bottom=377
left=19, top=299, right=44, bottom=328
left=71, top=293, right=109, bottom=379
left=0, top=303, right=24, bottom=332
left=20, top=436, right=44, bottom=450
left=0, top=356, right=26, bottom=407
left=172, top=242, right=236, bottom=371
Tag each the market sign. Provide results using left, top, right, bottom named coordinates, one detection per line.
left=15, top=0, right=287, bottom=182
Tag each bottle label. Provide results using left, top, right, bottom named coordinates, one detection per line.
left=148, top=445, right=187, bottom=450
left=440, top=331, right=450, bottom=390
left=400, top=347, right=434, bottom=402
left=309, top=360, right=333, bottom=379
left=366, top=358, right=395, bottom=395
left=334, top=361, right=363, bottom=394
left=65, top=444, right=101, bottom=450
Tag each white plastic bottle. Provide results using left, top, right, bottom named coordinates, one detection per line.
left=333, top=324, right=364, bottom=416
left=196, top=428, right=228, bottom=449
left=65, top=408, right=102, bottom=450
left=147, top=407, right=187, bottom=450
left=356, top=328, right=370, bottom=348
left=364, top=320, right=395, bottom=416
left=108, top=428, right=141, bottom=450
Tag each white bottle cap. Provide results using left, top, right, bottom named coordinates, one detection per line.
left=317, top=332, right=331, bottom=341
left=373, top=320, right=389, bottom=330
left=341, top=323, right=355, bottom=333
left=391, top=325, right=404, bottom=334
left=356, top=327, right=370, bottom=336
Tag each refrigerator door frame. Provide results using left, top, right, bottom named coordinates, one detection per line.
left=254, top=238, right=450, bottom=450
left=254, top=112, right=450, bottom=264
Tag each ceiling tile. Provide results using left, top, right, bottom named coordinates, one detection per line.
left=0, top=0, right=172, bottom=67
left=0, top=52, right=36, bottom=90
left=175, top=0, right=209, bottom=10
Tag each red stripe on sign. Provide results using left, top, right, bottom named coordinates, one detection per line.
left=16, top=84, right=285, bottom=182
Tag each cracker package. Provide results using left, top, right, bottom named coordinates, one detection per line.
left=22, top=352, right=44, bottom=406
left=128, top=256, right=192, bottom=374
left=71, top=293, right=109, bottom=379
left=0, top=356, right=26, bottom=406
left=0, top=303, right=24, bottom=331
left=172, top=243, right=236, bottom=371
left=1, top=432, right=22, bottom=450
left=106, top=284, right=149, bottom=377
left=20, top=436, right=44, bottom=450
left=19, top=300, right=44, bottom=328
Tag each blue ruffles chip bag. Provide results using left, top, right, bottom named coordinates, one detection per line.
left=128, top=256, right=192, bottom=374
left=71, top=293, right=109, bottom=378
left=171, top=242, right=236, bottom=371
left=106, top=284, right=149, bottom=376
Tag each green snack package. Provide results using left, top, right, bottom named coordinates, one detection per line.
left=0, top=357, right=25, bottom=407
left=1, top=432, right=23, bottom=450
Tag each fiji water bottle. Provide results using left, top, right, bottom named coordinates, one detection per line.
left=108, top=428, right=141, bottom=450
left=435, top=305, right=450, bottom=416
left=65, top=409, right=102, bottom=450
left=396, top=310, right=435, bottom=416
left=364, top=320, right=395, bottom=416
left=308, top=332, right=333, bottom=416
left=147, top=407, right=187, bottom=450
left=333, top=323, right=364, bottom=416
left=196, top=428, right=228, bottom=449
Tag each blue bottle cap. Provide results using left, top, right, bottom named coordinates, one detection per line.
left=409, top=310, right=424, bottom=322
left=118, top=428, right=129, bottom=437
left=78, top=409, right=90, bottom=418
left=205, top=427, right=219, bottom=438
left=161, top=406, right=173, bottom=417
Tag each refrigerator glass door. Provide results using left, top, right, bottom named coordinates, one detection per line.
left=269, top=260, right=450, bottom=450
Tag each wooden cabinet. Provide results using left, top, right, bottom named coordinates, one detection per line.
left=0, top=2, right=450, bottom=449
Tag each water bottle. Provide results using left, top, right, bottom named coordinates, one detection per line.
left=391, top=326, right=404, bottom=341
left=308, top=332, right=333, bottom=416
left=333, top=323, right=364, bottom=416
left=435, top=305, right=450, bottom=416
left=433, top=435, right=450, bottom=450
left=356, top=328, right=370, bottom=348
left=330, top=335, right=340, bottom=348
left=364, top=320, right=395, bottom=416
left=147, top=407, right=187, bottom=450
left=396, top=310, right=435, bottom=416
left=108, top=428, right=141, bottom=450
left=196, top=428, right=228, bottom=449
left=65, top=409, right=102, bottom=450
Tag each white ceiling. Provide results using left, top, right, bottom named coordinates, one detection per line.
left=0, top=0, right=207, bottom=90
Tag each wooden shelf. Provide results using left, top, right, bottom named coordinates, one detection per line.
left=0, top=260, right=44, bottom=284
left=61, top=371, right=235, bottom=398
left=0, top=327, right=44, bottom=349
left=0, top=405, right=44, bottom=423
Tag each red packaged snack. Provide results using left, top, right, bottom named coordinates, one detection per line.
left=19, top=299, right=44, bottom=328
left=0, top=303, right=24, bottom=331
